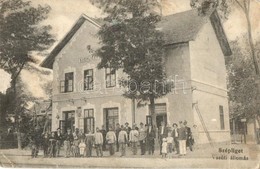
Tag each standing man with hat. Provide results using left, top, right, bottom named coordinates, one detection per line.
left=138, top=122, right=146, bottom=155
left=178, top=121, right=187, bottom=156
left=158, top=121, right=167, bottom=155
left=125, top=122, right=131, bottom=147
left=129, top=124, right=139, bottom=155
left=147, top=123, right=156, bottom=155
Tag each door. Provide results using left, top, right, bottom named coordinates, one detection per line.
left=83, top=109, right=95, bottom=133
left=149, top=103, right=167, bottom=127
left=156, top=114, right=167, bottom=128
left=84, top=117, right=95, bottom=133
left=104, top=108, right=119, bottom=130
left=62, top=111, right=75, bottom=133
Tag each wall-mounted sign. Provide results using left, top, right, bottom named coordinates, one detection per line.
left=241, top=118, right=246, bottom=122
left=79, top=57, right=91, bottom=63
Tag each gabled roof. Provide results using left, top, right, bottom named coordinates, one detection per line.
left=40, top=14, right=101, bottom=69
left=41, top=9, right=232, bottom=69
left=159, top=9, right=232, bottom=56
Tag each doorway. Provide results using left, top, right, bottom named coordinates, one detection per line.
left=104, top=108, right=119, bottom=130
left=156, top=114, right=167, bottom=128
left=149, top=103, right=167, bottom=127
left=60, top=111, right=75, bottom=133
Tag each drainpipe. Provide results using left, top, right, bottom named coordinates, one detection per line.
left=132, top=98, right=136, bottom=125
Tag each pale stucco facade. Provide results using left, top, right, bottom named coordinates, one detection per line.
left=43, top=10, right=231, bottom=144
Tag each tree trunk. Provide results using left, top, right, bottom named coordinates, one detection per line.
left=245, top=3, right=259, bottom=75
left=13, top=79, right=22, bottom=150
left=245, top=2, right=260, bottom=144
left=149, top=96, right=156, bottom=128
left=12, top=62, right=25, bottom=150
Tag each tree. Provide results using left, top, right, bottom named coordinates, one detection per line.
left=90, top=0, right=170, bottom=126
left=0, top=0, right=55, bottom=149
left=227, top=38, right=259, bottom=119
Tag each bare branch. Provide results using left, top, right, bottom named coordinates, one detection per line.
left=234, top=0, right=246, bottom=13
left=247, top=0, right=250, bottom=14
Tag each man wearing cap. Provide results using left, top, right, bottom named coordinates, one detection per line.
left=139, top=122, right=146, bottom=155
left=158, top=121, right=168, bottom=155
left=118, top=125, right=128, bottom=157
left=55, top=128, right=63, bottom=157
left=172, top=123, right=179, bottom=154
left=178, top=121, right=187, bottom=156
left=115, top=123, right=121, bottom=152
left=147, top=123, right=156, bottom=155
left=129, top=124, right=139, bottom=155
left=125, top=122, right=131, bottom=147
left=64, top=129, right=73, bottom=157
left=184, top=121, right=193, bottom=151
left=106, top=127, right=117, bottom=156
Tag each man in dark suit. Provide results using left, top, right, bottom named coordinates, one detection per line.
left=146, top=123, right=156, bottom=155
left=178, top=121, right=187, bottom=156
left=184, top=121, right=193, bottom=151
left=172, top=123, right=179, bottom=154
left=158, top=121, right=167, bottom=155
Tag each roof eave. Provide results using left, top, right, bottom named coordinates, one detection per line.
left=210, top=10, right=232, bottom=56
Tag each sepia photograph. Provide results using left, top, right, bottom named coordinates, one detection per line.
left=0, top=0, right=259, bottom=168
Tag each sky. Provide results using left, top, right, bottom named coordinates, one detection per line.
left=0, top=0, right=260, bottom=95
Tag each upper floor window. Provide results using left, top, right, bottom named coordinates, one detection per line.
left=84, top=69, right=94, bottom=90
left=219, top=105, right=225, bottom=130
left=105, top=68, right=116, bottom=88
left=60, top=72, right=74, bottom=93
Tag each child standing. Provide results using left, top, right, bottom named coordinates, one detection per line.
left=166, top=132, right=174, bottom=158
left=161, top=138, right=167, bottom=158
left=79, top=139, right=86, bottom=157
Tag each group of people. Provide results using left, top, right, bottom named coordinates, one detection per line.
left=29, top=120, right=197, bottom=158
left=159, top=120, right=196, bottom=158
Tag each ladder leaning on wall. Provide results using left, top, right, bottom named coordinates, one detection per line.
left=193, top=102, right=214, bottom=147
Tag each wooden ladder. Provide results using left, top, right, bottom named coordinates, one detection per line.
left=193, top=103, right=214, bottom=147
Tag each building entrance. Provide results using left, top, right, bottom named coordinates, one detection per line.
left=156, top=114, right=167, bottom=128
left=59, top=111, right=75, bottom=133
left=149, top=103, right=167, bottom=127
left=104, top=108, right=119, bottom=130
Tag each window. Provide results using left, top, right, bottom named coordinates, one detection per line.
left=60, top=81, right=65, bottom=93
left=105, top=68, right=116, bottom=88
left=61, top=72, right=74, bottom=93
left=219, top=105, right=225, bottom=130
left=84, top=69, right=93, bottom=90
left=84, top=109, right=95, bottom=133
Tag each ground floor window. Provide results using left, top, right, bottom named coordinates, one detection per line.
left=104, top=108, right=119, bottom=130
left=59, top=111, right=75, bottom=133
left=219, top=105, right=225, bottom=130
